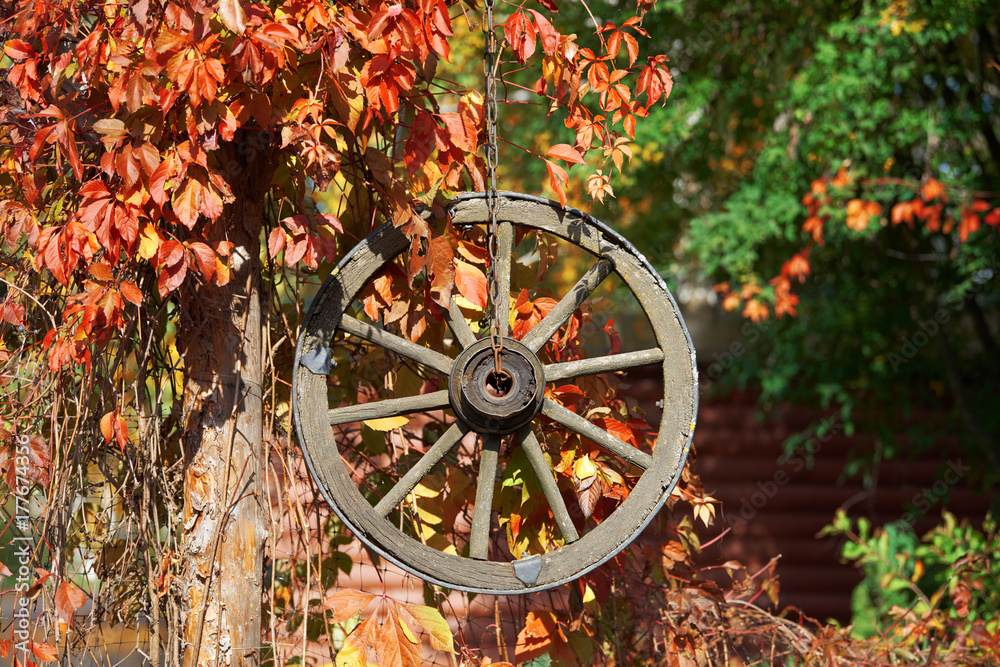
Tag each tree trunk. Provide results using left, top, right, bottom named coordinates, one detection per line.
left=178, top=136, right=273, bottom=667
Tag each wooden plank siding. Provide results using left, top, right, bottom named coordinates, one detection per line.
left=673, top=384, right=991, bottom=622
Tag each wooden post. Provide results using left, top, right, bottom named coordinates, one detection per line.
left=177, top=136, right=272, bottom=667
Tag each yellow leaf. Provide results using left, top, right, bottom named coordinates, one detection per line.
left=363, top=415, right=409, bottom=431
left=397, top=616, right=417, bottom=644
left=336, top=617, right=373, bottom=667
left=137, top=224, right=160, bottom=260
left=404, top=604, right=456, bottom=654
left=574, top=456, right=597, bottom=480
left=411, top=476, right=443, bottom=499
left=453, top=294, right=482, bottom=311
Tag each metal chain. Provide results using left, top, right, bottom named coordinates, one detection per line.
left=483, top=0, right=504, bottom=378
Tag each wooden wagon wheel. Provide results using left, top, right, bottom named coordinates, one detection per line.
left=293, top=192, right=698, bottom=594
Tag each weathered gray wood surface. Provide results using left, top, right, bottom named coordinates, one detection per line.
left=293, top=193, right=697, bottom=594
left=328, top=390, right=450, bottom=426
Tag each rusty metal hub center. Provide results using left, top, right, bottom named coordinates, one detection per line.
left=449, top=338, right=544, bottom=434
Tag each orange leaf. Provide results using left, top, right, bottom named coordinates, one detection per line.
left=722, top=292, right=740, bottom=312
left=846, top=199, right=880, bottom=231
left=781, top=251, right=810, bottom=283
left=99, top=410, right=115, bottom=442
left=120, top=282, right=143, bottom=306
left=515, top=611, right=557, bottom=663
left=663, top=540, right=687, bottom=561
left=30, top=641, right=58, bottom=663
left=322, top=588, right=376, bottom=624
left=186, top=241, right=217, bottom=282
left=831, top=167, right=851, bottom=189
left=427, top=233, right=455, bottom=308
left=921, top=178, right=946, bottom=202
left=742, top=299, right=769, bottom=323
left=593, top=416, right=634, bottom=445
left=545, top=143, right=586, bottom=165
left=172, top=177, right=202, bottom=229
left=504, top=10, right=536, bottom=64
left=440, top=112, right=477, bottom=153
left=454, top=260, right=487, bottom=309
left=545, top=159, right=569, bottom=206
left=959, top=208, right=980, bottom=242
left=375, top=608, right=422, bottom=667
left=55, top=581, right=88, bottom=626
left=802, top=215, right=824, bottom=245
left=217, top=0, right=247, bottom=34
left=528, top=10, right=559, bottom=55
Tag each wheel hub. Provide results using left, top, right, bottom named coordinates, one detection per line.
left=449, top=338, right=544, bottom=434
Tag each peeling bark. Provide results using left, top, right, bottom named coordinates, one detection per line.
left=178, top=136, right=273, bottom=667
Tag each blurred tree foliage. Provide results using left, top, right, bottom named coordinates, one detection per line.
left=504, top=0, right=1000, bottom=492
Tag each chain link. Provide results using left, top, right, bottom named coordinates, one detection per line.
left=483, top=0, right=505, bottom=378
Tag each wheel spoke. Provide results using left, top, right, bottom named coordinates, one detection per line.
left=469, top=435, right=501, bottom=560
left=540, top=398, right=652, bottom=470
left=328, top=390, right=450, bottom=426
left=495, top=220, right=514, bottom=336
left=444, top=296, right=478, bottom=349
left=545, top=348, right=665, bottom=382
left=521, top=259, right=614, bottom=353
left=518, top=426, right=580, bottom=543
left=339, top=314, right=454, bottom=375
left=374, top=422, right=470, bottom=517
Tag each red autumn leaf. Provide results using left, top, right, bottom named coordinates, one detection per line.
left=267, top=227, right=286, bottom=259
left=602, top=318, right=622, bottom=355
left=440, top=112, right=477, bottom=153
left=427, top=233, right=455, bottom=308
left=157, top=258, right=188, bottom=297
left=958, top=208, right=980, bottom=242
left=593, top=416, right=635, bottom=445
left=781, top=250, right=811, bottom=283
left=551, top=384, right=587, bottom=406
left=404, top=112, right=438, bottom=175
left=55, top=581, right=88, bottom=625
left=99, top=410, right=128, bottom=451
left=454, top=259, right=487, bottom=309
left=4, top=39, right=35, bottom=60
left=891, top=199, right=920, bottom=228
left=504, top=10, right=537, bottom=64
left=186, top=241, right=217, bottom=282
left=120, top=282, right=142, bottom=305
left=30, top=641, right=58, bottom=662
left=528, top=10, right=559, bottom=55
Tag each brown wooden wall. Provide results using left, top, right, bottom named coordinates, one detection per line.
left=685, top=392, right=990, bottom=622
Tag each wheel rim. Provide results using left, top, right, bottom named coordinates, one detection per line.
left=292, top=192, right=698, bottom=594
